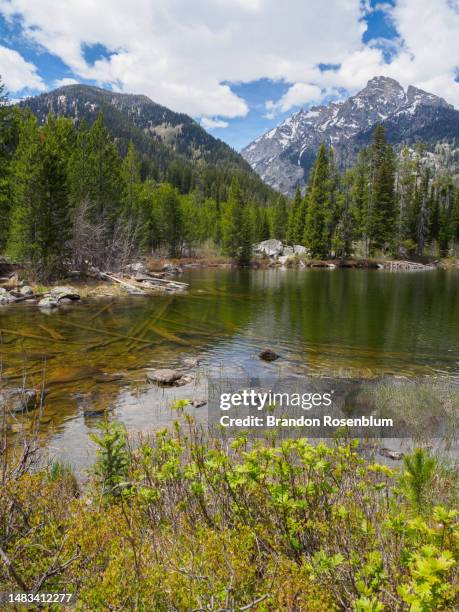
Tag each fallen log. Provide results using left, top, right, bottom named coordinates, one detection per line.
left=99, top=272, right=147, bottom=294
left=134, top=273, right=188, bottom=288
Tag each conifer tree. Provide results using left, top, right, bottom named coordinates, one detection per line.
left=303, top=144, right=331, bottom=258
left=8, top=114, right=73, bottom=279
left=222, top=177, right=252, bottom=265
left=154, top=183, right=183, bottom=257
left=272, top=194, right=287, bottom=240
left=367, top=125, right=396, bottom=255
left=286, top=186, right=302, bottom=244
left=0, top=76, right=19, bottom=250
left=121, top=141, right=142, bottom=218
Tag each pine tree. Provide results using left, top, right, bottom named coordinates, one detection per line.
left=222, top=177, right=252, bottom=265
left=286, top=186, right=302, bottom=245
left=154, top=183, right=183, bottom=257
left=294, top=189, right=309, bottom=245
left=350, top=150, right=369, bottom=243
left=272, top=194, right=287, bottom=240
left=121, top=141, right=141, bottom=218
left=303, top=144, right=332, bottom=258
left=367, top=126, right=396, bottom=255
left=8, top=114, right=73, bottom=279
left=0, top=76, right=20, bottom=250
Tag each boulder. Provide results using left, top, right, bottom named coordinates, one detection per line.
left=0, top=291, right=15, bottom=304
left=50, top=286, right=80, bottom=301
left=38, top=297, right=59, bottom=309
left=283, top=246, right=294, bottom=256
left=293, top=245, right=308, bottom=255
left=253, top=239, right=284, bottom=258
left=20, top=285, right=34, bottom=296
left=147, top=369, right=183, bottom=385
left=259, top=348, right=280, bottom=362
left=0, top=388, right=38, bottom=413
left=128, top=262, right=147, bottom=274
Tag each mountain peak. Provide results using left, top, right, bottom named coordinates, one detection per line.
left=242, top=76, right=459, bottom=195
left=366, top=75, right=403, bottom=89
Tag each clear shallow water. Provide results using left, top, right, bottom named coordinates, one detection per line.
left=1, top=268, right=458, bottom=468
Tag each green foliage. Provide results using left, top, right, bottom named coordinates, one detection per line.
left=304, top=144, right=334, bottom=257
left=222, top=177, right=252, bottom=265
left=90, top=419, right=130, bottom=498
left=2, top=108, right=458, bottom=270
left=7, top=113, right=74, bottom=280
left=1, top=425, right=458, bottom=610
left=401, top=448, right=437, bottom=513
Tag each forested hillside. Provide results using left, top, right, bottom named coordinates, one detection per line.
left=1, top=77, right=458, bottom=282
left=19, top=84, right=275, bottom=206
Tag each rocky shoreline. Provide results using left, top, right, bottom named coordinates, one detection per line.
left=251, top=239, right=444, bottom=271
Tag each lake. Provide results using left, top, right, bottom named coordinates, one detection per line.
left=1, top=268, right=458, bottom=467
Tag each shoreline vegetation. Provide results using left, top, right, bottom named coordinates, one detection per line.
left=1, top=417, right=458, bottom=610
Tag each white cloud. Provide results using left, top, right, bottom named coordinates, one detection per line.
left=200, top=117, right=229, bottom=130
left=0, top=0, right=457, bottom=118
left=54, top=77, right=79, bottom=87
left=266, top=83, right=323, bottom=115
left=0, top=45, right=45, bottom=93
left=0, top=0, right=363, bottom=117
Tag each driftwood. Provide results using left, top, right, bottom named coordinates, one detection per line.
left=135, top=274, right=188, bottom=289
left=99, top=272, right=147, bottom=294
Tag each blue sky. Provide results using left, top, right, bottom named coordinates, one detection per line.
left=0, top=0, right=458, bottom=150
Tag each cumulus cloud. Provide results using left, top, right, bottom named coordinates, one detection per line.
left=265, top=83, right=323, bottom=115
left=0, top=0, right=363, bottom=117
left=0, top=0, right=457, bottom=118
left=0, top=44, right=45, bottom=92
left=200, top=117, right=229, bottom=130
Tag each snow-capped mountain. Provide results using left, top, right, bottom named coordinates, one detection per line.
left=242, top=76, right=459, bottom=195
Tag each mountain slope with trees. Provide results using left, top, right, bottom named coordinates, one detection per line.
left=19, top=84, right=275, bottom=205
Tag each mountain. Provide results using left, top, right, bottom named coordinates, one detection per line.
left=19, top=84, right=275, bottom=203
left=242, top=76, right=459, bottom=195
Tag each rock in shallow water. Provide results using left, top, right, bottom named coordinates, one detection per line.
left=38, top=297, right=59, bottom=308
left=50, top=286, right=81, bottom=301
left=259, top=348, right=280, bottom=362
left=147, top=369, right=183, bottom=385
left=0, top=388, right=38, bottom=413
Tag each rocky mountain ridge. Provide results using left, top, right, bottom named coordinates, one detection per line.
left=242, top=76, right=459, bottom=194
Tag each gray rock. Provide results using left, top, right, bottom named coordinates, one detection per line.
left=190, top=399, right=207, bottom=408
left=127, top=262, right=147, bottom=274
left=50, top=286, right=80, bottom=301
left=0, top=388, right=38, bottom=413
left=38, top=297, right=59, bottom=309
left=259, top=348, right=280, bottom=362
left=253, top=239, right=284, bottom=258
left=0, top=293, right=15, bottom=305
left=283, top=246, right=294, bottom=256
left=293, top=245, right=308, bottom=255
left=182, top=357, right=200, bottom=368
left=20, top=285, right=34, bottom=296
left=147, top=369, right=183, bottom=385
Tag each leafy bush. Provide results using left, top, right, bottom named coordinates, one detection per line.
left=1, top=420, right=457, bottom=610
